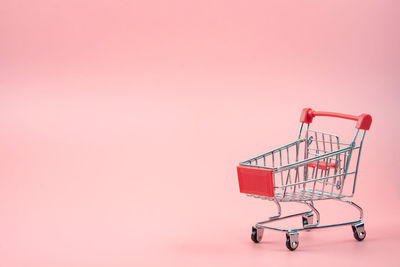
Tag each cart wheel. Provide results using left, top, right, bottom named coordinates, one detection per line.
left=285, top=232, right=299, bottom=251
left=302, top=213, right=314, bottom=229
left=251, top=226, right=263, bottom=243
left=352, top=222, right=366, bottom=241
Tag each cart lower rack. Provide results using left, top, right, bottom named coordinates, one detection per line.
left=237, top=108, right=372, bottom=251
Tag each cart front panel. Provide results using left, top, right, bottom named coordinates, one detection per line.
left=237, top=166, right=274, bottom=197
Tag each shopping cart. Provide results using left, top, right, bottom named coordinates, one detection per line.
left=237, top=108, right=372, bottom=250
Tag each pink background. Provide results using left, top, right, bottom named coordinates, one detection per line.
left=1, top=0, right=400, bottom=266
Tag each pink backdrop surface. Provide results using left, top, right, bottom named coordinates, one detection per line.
left=1, top=0, right=400, bottom=266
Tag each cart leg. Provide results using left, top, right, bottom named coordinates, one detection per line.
left=286, top=231, right=299, bottom=251
left=302, top=200, right=320, bottom=228
left=268, top=198, right=282, bottom=219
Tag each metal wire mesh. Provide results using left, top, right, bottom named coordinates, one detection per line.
left=240, top=127, right=365, bottom=201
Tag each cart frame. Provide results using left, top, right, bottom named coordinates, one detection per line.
left=237, top=108, right=372, bottom=250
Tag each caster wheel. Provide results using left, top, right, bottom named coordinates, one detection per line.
left=352, top=222, right=366, bottom=241
left=302, top=213, right=314, bottom=228
left=251, top=226, right=263, bottom=243
left=285, top=232, right=299, bottom=251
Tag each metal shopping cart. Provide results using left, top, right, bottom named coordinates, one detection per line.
left=237, top=108, right=372, bottom=250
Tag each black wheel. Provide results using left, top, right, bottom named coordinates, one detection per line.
left=251, top=226, right=259, bottom=243
left=285, top=239, right=299, bottom=251
left=352, top=224, right=366, bottom=241
left=285, top=233, right=299, bottom=251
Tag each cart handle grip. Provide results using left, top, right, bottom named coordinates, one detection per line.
left=300, top=108, right=372, bottom=130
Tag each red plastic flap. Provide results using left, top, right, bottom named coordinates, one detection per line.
left=237, top=166, right=274, bottom=197
left=307, top=161, right=336, bottom=170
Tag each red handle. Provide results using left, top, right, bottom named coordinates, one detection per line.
left=300, top=108, right=372, bottom=130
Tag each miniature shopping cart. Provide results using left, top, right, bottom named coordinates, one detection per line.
left=237, top=108, right=372, bottom=250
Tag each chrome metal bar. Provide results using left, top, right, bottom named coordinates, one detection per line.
left=308, top=152, right=344, bottom=162
left=313, top=162, right=321, bottom=198
left=293, top=166, right=299, bottom=192
left=298, top=123, right=304, bottom=139
left=303, top=201, right=320, bottom=227
left=274, top=171, right=357, bottom=188
left=351, top=131, right=366, bottom=196
left=322, top=133, right=327, bottom=155
left=240, top=139, right=307, bottom=164
left=256, top=201, right=313, bottom=226
left=272, top=151, right=275, bottom=168
left=330, top=153, right=340, bottom=195
left=255, top=199, right=364, bottom=232
left=304, top=124, right=309, bottom=180
left=268, top=198, right=281, bottom=219
left=276, top=146, right=354, bottom=171
left=311, top=140, right=351, bottom=146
